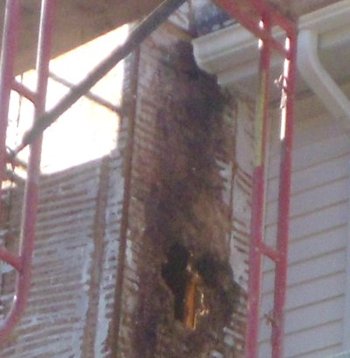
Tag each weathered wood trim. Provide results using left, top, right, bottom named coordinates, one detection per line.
left=81, top=157, right=110, bottom=357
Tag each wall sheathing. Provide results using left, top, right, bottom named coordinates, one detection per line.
left=115, top=11, right=254, bottom=357
left=0, top=151, right=126, bottom=357
left=0, top=5, right=259, bottom=358
left=260, top=95, right=350, bottom=357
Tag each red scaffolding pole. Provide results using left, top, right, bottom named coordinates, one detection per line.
left=0, top=0, right=55, bottom=341
left=214, top=1, right=297, bottom=357
left=0, top=0, right=297, bottom=349
left=0, top=0, right=189, bottom=344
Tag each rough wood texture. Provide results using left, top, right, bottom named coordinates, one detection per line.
left=0, top=152, right=126, bottom=357
left=111, top=13, right=250, bottom=355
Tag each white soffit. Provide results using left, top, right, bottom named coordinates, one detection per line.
left=192, top=0, right=350, bottom=96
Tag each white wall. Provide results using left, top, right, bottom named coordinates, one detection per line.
left=259, top=95, right=350, bottom=357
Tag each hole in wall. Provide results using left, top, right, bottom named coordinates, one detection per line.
left=161, top=243, right=209, bottom=330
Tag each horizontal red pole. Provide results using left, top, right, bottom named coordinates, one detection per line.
left=248, top=0, right=295, bottom=34
left=259, top=242, right=280, bottom=262
left=14, top=0, right=187, bottom=154
left=6, top=148, right=28, bottom=169
left=215, top=0, right=293, bottom=57
left=12, top=80, right=37, bottom=104
left=0, top=248, right=22, bottom=272
left=216, top=0, right=295, bottom=34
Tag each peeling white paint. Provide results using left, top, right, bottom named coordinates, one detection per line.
left=216, top=158, right=232, bottom=205
left=94, top=290, right=109, bottom=358
left=230, top=242, right=247, bottom=290
left=95, top=157, right=124, bottom=357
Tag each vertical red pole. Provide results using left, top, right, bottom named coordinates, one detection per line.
left=245, top=14, right=271, bottom=358
left=16, top=0, right=56, bottom=328
left=0, top=0, right=20, bottom=189
left=0, top=0, right=56, bottom=340
left=271, top=29, right=297, bottom=358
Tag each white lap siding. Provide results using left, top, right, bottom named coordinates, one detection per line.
left=259, top=103, right=350, bottom=357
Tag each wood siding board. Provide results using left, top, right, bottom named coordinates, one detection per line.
left=285, top=320, right=343, bottom=357
left=267, top=154, right=349, bottom=202
left=263, top=250, right=346, bottom=292
left=0, top=156, right=126, bottom=357
left=268, top=135, right=350, bottom=179
left=262, top=274, right=345, bottom=314
left=263, top=225, right=347, bottom=271
left=265, top=201, right=349, bottom=243
left=261, top=110, right=350, bottom=356
left=266, top=177, right=348, bottom=225
left=293, top=344, right=342, bottom=358
left=260, top=296, right=344, bottom=341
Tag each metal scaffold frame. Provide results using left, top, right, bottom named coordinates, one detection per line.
left=214, top=1, right=297, bottom=357
left=0, top=0, right=188, bottom=344
left=0, top=0, right=297, bottom=353
left=0, top=0, right=55, bottom=341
